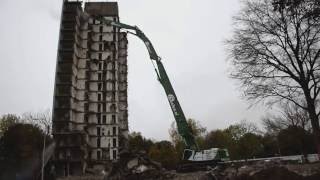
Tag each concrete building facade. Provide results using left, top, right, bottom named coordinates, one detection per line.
left=52, top=1, right=128, bottom=176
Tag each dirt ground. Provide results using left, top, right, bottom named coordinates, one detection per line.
left=57, top=153, right=320, bottom=180
left=167, top=162, right=320, bottom=180
left=210, top=162, right=320, bottom=180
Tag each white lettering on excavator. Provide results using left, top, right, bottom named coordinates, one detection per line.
left=145, top=41, right=152, bottom=54
left=168, top=94, right=179, bottom=116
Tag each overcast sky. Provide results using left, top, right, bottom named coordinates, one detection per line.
left=0, top=0, right=269, bottom=140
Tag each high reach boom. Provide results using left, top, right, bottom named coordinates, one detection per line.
left=88, top=15, right=230, bottom=164
left=87, top=15, right=229, bottom=165
left=94, top=16, right=198, bottom=151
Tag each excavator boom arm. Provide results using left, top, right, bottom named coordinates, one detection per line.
left=97, top=16, right=198, bottom=150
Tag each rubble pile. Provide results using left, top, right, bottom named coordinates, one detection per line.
left=211, top=161, right=320, bottom=180
left=104, top=150, right=216, bottom=180
left=286, top=163, right=320, bottom=177
left=57, top=175, right=105, bottom=180
left=104, top=150, right=175, bottom=180
left=58, top=154, right=320, bottom=180
left=236, top=166, right=302, bottom=180
left=104, top=153, right=320, bottom=180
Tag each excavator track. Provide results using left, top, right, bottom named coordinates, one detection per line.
left=177, top=160, right=222, bottom=172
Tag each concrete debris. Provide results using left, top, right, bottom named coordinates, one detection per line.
left=58, top=158, right=320, bottom=179
left=206, top=161, right=320, bottom=180
left=104, top=150, right=175, bottom=180
left=57, top=175, right=105, bottom=180
left=127, top=158, right=139, bottom=169
left=104, top=150, right=221, bottom=180
left=172, top=171, right=213, bottom=180
left=286, top=163, right=320, bottom=177
left=102, top=153, right=320, bottom=180
left=236, top=166, right=302, bottom=180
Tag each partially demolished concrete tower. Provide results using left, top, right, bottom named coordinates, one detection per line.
left=52, top=1, right=128, bottom=176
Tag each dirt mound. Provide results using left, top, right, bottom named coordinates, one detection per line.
left=249, top=166, right=302, bottom=180
left=104, top=150, right=175, bottom=180
left=304, top=173, right=320, bottom=180
left=229, top=165, right=320, bottom=180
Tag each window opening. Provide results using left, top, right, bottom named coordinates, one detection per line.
left=113, top=150, right=117, bottom=160
left=113, top=138, right=117, bottom=147
left=97, top=114, right=101, bottom=124
left=102, top=115, right=106, bottom=124
left=98, top=73, right=102, bottom=81
left=97, top=138, right=101, bottom=148
left=112, top=115, right=116, bottom=124
left=113, top=126, right=116, bottom=135
left=98, top=104, right=101, bottom=112
left=97, top=150, right=101, bottom=159
left=97, top=127, right=101, bottom=136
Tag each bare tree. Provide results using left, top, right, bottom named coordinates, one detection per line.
left=226, top=0, right=320, bottom=154
left=262, top=103, right=311, bottom=134
left=21, top=109, right=52, bottom=134
left=225, top=119, right=261, bottom=141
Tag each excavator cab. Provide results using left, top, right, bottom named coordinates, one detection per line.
left=183, top=148, right=230, bottom=162
left=182, top=149, right=194, bottom=160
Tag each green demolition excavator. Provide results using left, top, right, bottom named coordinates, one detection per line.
left=92, top=15, right=230, bottom=166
